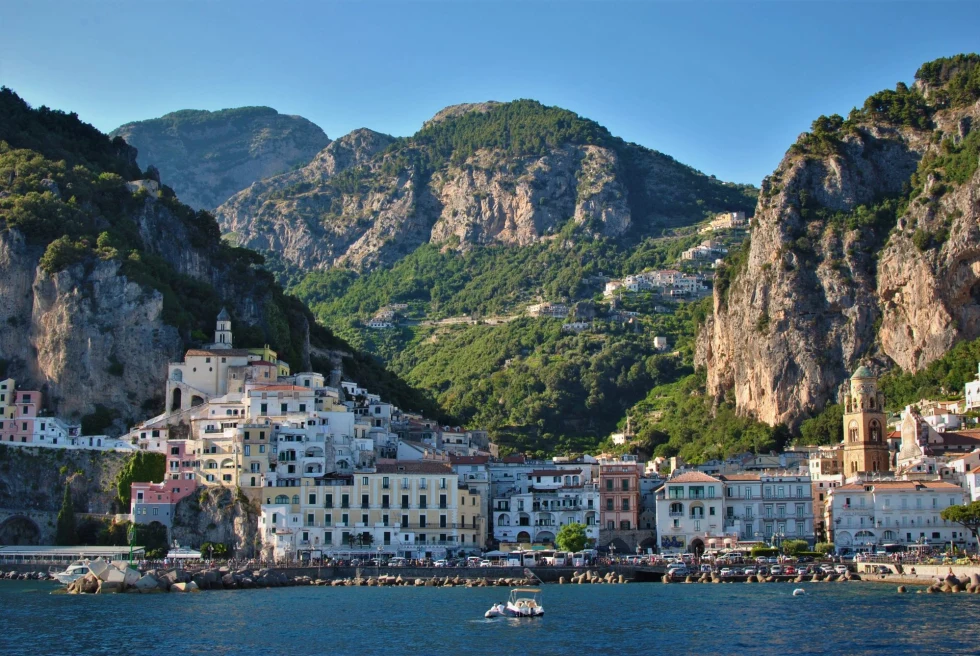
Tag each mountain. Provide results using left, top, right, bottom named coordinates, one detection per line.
left=697, top=54, right=980, bottom=429
left=109, top=107, right=329, bottom=211
left=215, top=100, right=757, bottom=272
left=0, top=88, right=438, bottom=433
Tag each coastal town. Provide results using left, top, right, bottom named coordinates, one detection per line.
left=3, top=311, right=980, bottom=569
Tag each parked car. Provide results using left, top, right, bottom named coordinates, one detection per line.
left=720, top=568, right=732, bottom=577
left=743, top=567, right=757, bottom=576
left=700, top=564, right=713, bottom=573
left=783, top=565, right=796, bottom=575
left=433, top=560, right=448, bottom=568
left=770, top=565, right=783, bottom=575
left=479, top=559, right=492, bottom=568
left=667, top=563, right=690, bottom=577
left=835, top=564, right=849, bottom=575
left=756, top=556, right=768, bottom=564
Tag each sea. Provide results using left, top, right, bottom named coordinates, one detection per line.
left=1, top=579, right=977, bottom=655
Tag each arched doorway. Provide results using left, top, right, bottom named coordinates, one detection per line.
left=536, top=531, right=555, bottom=544
left=639, top=537, right=657, bottom=552
left=190, top=395, right=205, bottom=407
left=170, top=387, right=182, bottom=411
left=0, top=516, right=41, bottom=545
left=516, top=531, right=531, bottom=543
left=690, top=538, right=705, bottom=557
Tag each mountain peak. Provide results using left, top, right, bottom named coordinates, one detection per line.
left=422, top=101, right=504, bottom=129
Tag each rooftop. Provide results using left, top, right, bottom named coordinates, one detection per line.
left=668, top=471, right=722, bottom=483
left=851, top=365, right=874, bottom=380
left=376, top=461, right=454, bottom=475
left=528, top=469, right=581, bottom=477
left=185, top=349, right=251, bottom=357
left=449, top=455, right=490, bottom=465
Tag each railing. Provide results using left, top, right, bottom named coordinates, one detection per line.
left=668, top=511, right=684, bottom=517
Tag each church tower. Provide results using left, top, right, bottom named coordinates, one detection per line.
left=213, top=308, right=233, bottom=349
left=842, top=365, right=889, bottom=479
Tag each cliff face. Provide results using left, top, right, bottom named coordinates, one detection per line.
left=215, top=100, right=757, bottom=271
left=171, top=487, right=259, bottom=556
left=698, top=56, right=980, bottom=428
left=110, top=107, right=329, bottom=210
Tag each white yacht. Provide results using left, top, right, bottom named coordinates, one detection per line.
left=51, top=560, right=91, bottom=585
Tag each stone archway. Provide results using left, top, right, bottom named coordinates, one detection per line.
left=171, top=387, right=182, bottom=411
left=0, top=516, right=41, bottom=545
left=516, top=531, right=531, bottom=543
left=690, top=538, right=705, bottom=557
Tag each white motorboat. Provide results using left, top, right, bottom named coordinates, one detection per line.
left=504, top=587, right=544, bottom=618
left=51, top=560, right=92, bottom=585
left=792, top=588, right=807, bottom=596
left=168, top=541, right=202, bottom=560
left=485, top=603, right=507, bottom=618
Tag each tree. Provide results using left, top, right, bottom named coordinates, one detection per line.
left=781, top=539, right=809, bottom=556
left=115, top=451, right=166, bottom=507
left=941, top=501, right=980, bottom=545
left=56, top=483, right=76, bottom=546
left=814, top=542, right=835, bottom=555
left=556, top=522, right=588, bottom=553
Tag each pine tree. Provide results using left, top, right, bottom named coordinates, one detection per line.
left=56, top=482, right=76, bottom=546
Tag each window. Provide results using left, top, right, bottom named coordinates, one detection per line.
left=362, top=494, right=369, bottom=509
left=621, top=499, right=630, bottom=511
left=299, top=404, right=306, bottom=412
left=606, top=499, right=614, bottom=511
left=325, top=494, right=333, bottom=508
left=620, top=520, right=631, bottom=530
left=259, top=445, right=265, bottom=454
left=707, top=486, right=715, bottom=499
left=621, top=479, right=629, bottom=491
left=709, top=506, right=715, bottom=516
left=605, top=479, right=613, bottom=491
left=306, top=513, right=314, bottom=527
left=440, top=515, right=447, bottom=528
left=309, top=493, right=316, bottom=505
left=362, top=476, right=369, bottom=485
left=420, top=516, right=427, bottom=528
left=439, top=494, right=447, bottom=509
left=382, top=495, right=390, bottom=509
left=401, top=495, right=409, bottom=509
left=668, top=487, right=684, bottom=499
left=243, top=445, right=250, bottom=456
left=260, top=403, right=267, bottom=414
left=341, top=494, right=349, bottom=508
left=383, top=477, right=390, bottom=489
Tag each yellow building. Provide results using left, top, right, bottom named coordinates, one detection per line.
left=0, top=378, right=14, bottom=419
left=259, top=461, right=486, bottom=561
left=247, top=345, right=291, bottom=377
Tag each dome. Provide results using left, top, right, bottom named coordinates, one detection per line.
left=851, top=365, right=874, bottom=380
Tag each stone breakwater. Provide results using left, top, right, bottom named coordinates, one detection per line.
left=662, top=570, right=863, bottom=584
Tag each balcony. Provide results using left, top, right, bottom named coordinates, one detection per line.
left=668, top=511, right=684, bottom=517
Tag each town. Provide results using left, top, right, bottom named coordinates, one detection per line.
left=3, top=311, right=980, bottom=566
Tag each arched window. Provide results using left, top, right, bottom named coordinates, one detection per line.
left=869, top=396, right=875, bottom=409
left=275, top=495, right=289, bottom=504
left=848, top=421, right=858, bottom=443
left=870, top=420, right=881, bottom=443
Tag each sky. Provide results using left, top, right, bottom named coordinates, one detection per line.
left=2, top=1, right=979, bottom=186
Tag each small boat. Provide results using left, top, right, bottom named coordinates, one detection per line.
left=792, top=588, right=806, bottom=596
left=51, top=560, right=92, bottom=585
left=504, top=587, right=544, bottom=617
left=485, top=603, right=507, bottom=618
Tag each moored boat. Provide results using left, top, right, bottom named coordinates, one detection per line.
left=51, top=560, right=91, bottom=585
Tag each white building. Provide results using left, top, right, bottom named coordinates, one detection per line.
left=828, top=480, right=971, bottom=553
left=719, top=473, right=815, bottom=547
left=655, top=472, right=726, bottom=555
left=492, top=467, right=600, bottom=546
left=966, top=364, right=980, bottom=411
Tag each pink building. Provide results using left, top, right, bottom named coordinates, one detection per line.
left=131, top=440, right=199, bottom=529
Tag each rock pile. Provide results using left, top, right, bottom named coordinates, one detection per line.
left=1, top=570, right=53, bottom=581
left=311, top=575, right=540, bottom=588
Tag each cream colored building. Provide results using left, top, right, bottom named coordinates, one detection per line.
left=259, top=461, right=485, bottom=561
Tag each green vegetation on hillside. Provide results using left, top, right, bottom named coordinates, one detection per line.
left=915, top=54, right=980, bottom=108
left=115, top=451, right=165, bottom=507
left=626, top=372, right=790, bottom=463
left=879, top=334, right=980, bottom=410
left=0, top=87, right=437, bottom=422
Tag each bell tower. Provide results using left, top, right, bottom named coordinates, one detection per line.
left=842, top=365, right=889, bottom=479
left=213, top=308, right=233, bottom=349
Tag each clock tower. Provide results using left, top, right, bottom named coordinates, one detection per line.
left=842, top=365, right=889, bottom=479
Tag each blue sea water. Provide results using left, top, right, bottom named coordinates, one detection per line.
left=1, top=580, right=977, bottom=656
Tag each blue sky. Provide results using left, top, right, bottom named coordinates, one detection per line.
left=2, top=1, right=979, bottom=185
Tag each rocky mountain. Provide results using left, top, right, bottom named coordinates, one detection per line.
left=697, top=54, right=980, bottom=429
left=216, top=100, right=757, bottom=272
left=110, top=107, right=329, bottom=211
left=0, top=88, right=437, bottom=432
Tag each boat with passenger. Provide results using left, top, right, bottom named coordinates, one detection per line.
left=504, top=587, right=544, bottom=617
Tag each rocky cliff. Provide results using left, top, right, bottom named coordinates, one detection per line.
left=0, top=88, right=435, bottom=431
left=110, top=107, right=329, bottom=210
left=171, top=486, right=259, bottom=557
left=215, top=100, right=757, bottom=271
left=698, top=54, right=980, bottom=428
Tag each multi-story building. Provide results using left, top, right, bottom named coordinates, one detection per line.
left=131, top=440, right=198, bottom=529
left=828, top=480, right=972, bottom=553
left=599, top=456, right=641, bottom=531
left=0, top=381, right=80, bottom=447
left=655, top=471, right=725, bottom=555
left=720, top=473, right=815, bottom=547
left=258, top=461, right=485, bottom=562
left=492, top=467, right=600, bottom=547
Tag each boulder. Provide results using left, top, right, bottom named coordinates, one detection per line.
left=170, top=582, right=189, bottom=593
left=188, top=581, right=201, bottom=593
left=87, top=559, right=110, bottom=580
left=96, top=581, right=123, bottom=594
left=134, top=575, right=160, bottom=592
